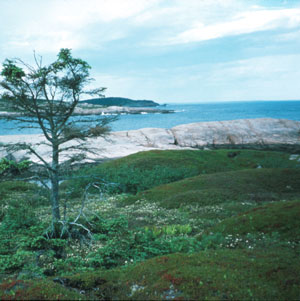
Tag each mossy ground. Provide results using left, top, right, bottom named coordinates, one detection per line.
left=99, top=149, right=299, bottom=172
left=62, top=149, right=300, bottom=196
left=124, top=168, right=300, bottom=208
left=0, top=149, right=300, bottom=300
left=45, top=248, right=300, bottom=300
left=0, top=279, right=84, bottom=300
left=209, top=199, right=300, bottom=240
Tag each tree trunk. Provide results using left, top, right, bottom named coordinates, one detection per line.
left=50, top=142, right=60, bottom=222
left=50, top=174, right=60, bottom=221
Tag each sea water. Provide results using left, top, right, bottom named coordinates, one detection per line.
left=0, top=101, right=299, bottom=135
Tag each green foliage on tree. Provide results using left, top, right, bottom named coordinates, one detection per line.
left=0, top=158, right=31, bottom=176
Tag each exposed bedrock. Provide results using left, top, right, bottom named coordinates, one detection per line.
left=170, top=118, right=300, bottom=151
left=0, top=118, right=299, bottom=164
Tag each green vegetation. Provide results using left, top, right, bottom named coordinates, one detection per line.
left=209, top=199, right=300, bottom=240
left=60, top=248, right=300, bottom=300
left=0, top=149, right=299, bottom=299
left=0, top=279, right=83, bottom=300
left=82, top=96, right=159, bottom=107
left=0, top=158, right=31, bottom=176
left=63, top=149, right=300, bottom=196
left=0, top=48, right=116, bottom=226
left=123, top=168, right=300, bottom=208
left=2, top=247, right=298, bottom=300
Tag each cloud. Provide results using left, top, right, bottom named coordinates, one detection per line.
left=89, top=73, right=138, bottom=98
left=94, top=53, right=300, bottom=102
left=167, top=8, right=300, bottom=44
left=2, top=0, right=299, bottom=54
left=132, top=0, right=244, bottom=44
left=0, top=0, right=160, bottom=54
left=1, top=0, right=300, bottom=102
left=6, top=31, right=83, bottom=54
left=206, top=54, right=300, bottom=82
left=197, top=54, right=300, bottom=100
left=54, top=0, right=160, bottom=25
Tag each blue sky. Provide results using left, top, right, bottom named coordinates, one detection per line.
left=0, top=0, right=300, bottom=103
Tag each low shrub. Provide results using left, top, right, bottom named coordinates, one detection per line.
left=0, top=158, right=31, bottom=176
left=0, top=181, right=38, bottom=201
left=1, top=199, right=39, bottom=231
left=87, top=229, right=202, bottom=269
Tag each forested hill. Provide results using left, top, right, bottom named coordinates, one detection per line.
left=81, top=97, right=159, bottom=107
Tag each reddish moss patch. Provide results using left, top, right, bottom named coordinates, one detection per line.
left=0, top=280, right=28, bottom=294
left=161, top=273, right=184, bottom=285
left=0, top=279, right=84, bottom=300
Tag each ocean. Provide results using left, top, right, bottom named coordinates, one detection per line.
left=0, top=100, right=300, bottom=135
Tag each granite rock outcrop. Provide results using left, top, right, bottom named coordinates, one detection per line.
left=0, top=118, right=299, bottom=164
left=171, top=118, right=300, bottom=151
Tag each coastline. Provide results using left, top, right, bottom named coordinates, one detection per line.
left=1, top=101, right=300, bottom=135
left=1, top=118, right=300, bottom=164
left=0, top=106, right=174, bottom=118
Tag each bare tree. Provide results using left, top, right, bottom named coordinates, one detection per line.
left=0, top=48, right=116, bottom=228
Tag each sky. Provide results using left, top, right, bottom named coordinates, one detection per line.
left=0, top=0, right=300, bottom=103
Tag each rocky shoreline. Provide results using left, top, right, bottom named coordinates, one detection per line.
left=0, top=118, right=299, bottom=164
left=74, top=105, right=174, bottom=115
left=0, top=106, right=174, bottom=117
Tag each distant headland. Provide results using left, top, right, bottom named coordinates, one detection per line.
left=0, top=97, right=173, bottom=117
left=81, top=97, right=159, bottom=107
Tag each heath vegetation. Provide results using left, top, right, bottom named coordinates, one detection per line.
left=0, top=149, right=299, bottom=299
